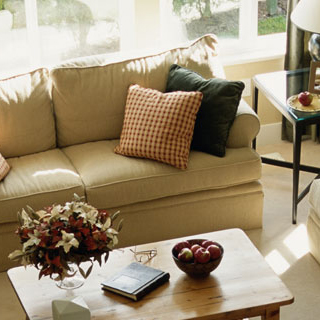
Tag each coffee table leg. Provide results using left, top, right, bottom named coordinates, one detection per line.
left=262, top=307, right=280, bottom=319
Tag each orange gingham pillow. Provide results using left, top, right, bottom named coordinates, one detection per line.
left=114, top=84, right=203, bottom=169
left=0, top=153, right=10, bottom=181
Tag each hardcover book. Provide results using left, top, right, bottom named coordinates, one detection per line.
left=101, top=262, right=170, bottom=301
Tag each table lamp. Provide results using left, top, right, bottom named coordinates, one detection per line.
left=291, top=0, right=320, bottom=61
left=291, top=0, right=320, bottom=93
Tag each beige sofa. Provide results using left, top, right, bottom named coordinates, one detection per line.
left=307, top=178, right=320, bottom=264
left=0, top=34, right=263, bottom=272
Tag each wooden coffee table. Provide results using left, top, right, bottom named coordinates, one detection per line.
left=7, top=228, right=293, bottom=320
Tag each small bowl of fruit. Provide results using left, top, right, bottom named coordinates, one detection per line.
left=172, top=239, right=224, bottom=277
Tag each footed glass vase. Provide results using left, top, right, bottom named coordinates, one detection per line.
left=56, top=264, right=84, bottom=290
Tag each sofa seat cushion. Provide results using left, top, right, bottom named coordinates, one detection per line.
left=62, top=140, right=261, bottom=209
left=0, top=149, right=84, bottom=224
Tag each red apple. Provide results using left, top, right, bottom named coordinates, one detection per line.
left=190, top=244, right=202, bottom=255
left=201, top=240, right=218, bottom=248
left=173, top=241, right=191, bottom=254
left=178, top=248, right=193, bottom=262
left=298, top=91, right=313, bottom=106
left=194, top=247, right=210, bottom=264
left=207, top=244, right=222, bottom=260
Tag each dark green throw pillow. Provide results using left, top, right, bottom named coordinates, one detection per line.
left=165, top=64, right=244, bottom=157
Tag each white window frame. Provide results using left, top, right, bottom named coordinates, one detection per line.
left=24, top=0, right=40, bottom=70
left=6, top=0, right=286, bottom=78
left=219, top=0, right=286, bottom=65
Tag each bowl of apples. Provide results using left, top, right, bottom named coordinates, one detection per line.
left=172, top=239, right=224, bottom=276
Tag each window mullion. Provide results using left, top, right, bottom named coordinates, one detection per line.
left=239, top=0, right=258, bottom=48
left=118, top=0, right=136, bottom=51
left=24, top=0, right=41, bottom=69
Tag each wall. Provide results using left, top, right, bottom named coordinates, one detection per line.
left=224, top=57, right=285, bottom=126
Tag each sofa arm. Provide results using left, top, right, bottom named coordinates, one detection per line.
left=226, top=99, right=260, bottom=148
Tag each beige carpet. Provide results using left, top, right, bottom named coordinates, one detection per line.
left=1, top=139, right=320, bottom=319
left=246, top=138, right=320, bottom=320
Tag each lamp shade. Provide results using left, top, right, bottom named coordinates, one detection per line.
left=291, top=0, right=320, bottom=33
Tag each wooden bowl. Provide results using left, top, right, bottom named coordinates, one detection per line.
left=172, top=239, right=224, bottom=277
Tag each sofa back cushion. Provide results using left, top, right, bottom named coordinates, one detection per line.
left=0, top=69, right=56, bottom=158
left=50, top=34, right=222, bottom=147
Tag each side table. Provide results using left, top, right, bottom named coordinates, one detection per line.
left=252, top=68, right=320, bottom=224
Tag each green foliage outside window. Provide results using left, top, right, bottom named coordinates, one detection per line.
left=173, top=0, right=225, bottom=19
left=258, top=15, right=286, bottom=36
left=173, top=0, right=286, bottom=37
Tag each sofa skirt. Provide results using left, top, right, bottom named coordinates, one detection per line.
left=110, top=181, right=263, bottom=249
left=307, top=208, right=320, bottom=265
left=1, top=180, right=263, bottom=272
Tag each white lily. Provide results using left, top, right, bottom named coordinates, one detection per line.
left=98, top=217, right=111, bottom=231
left=22, top=232, right=41, bottom=251
left=56, top=230, right=79, bottom=253
left=49, top=205, right=63, bottom=219
left=79, top=208, right=98, bottom=225
left=106, top=228, right=119, bottom=247
left=8, top=249, right=24, bottom=260
left=20, top=209, right=33, bottom=227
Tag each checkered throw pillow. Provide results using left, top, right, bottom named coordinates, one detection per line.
left=114, top=84, right=203, bottom=169
left=0, top=153, right=10, bottom=181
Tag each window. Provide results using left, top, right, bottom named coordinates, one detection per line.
left=258, top=0, right=287, bottom=36
left=0, top=0, right=287, bottom=79
left=170, top=0, right=240, bottom=40
left=0, top=0, right=120, bottom=78
left=166, top=0, right=287, bottom=60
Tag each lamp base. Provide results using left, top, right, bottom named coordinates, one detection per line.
left=309, top=33, right=320, bottom=61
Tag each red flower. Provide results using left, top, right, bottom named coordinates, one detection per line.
left=74, top=231, right=83, bottom=241
left=19, top=228, right=32, bottom=240
left=45, top=252, right=61, bottom=267
left=99, top=232, right=107, bottom=242
left=92, top=230, right=100, bottom=241
left=47, top=235, right=62, bottom=249
left=80, top=228, right=90, bottom=236
left=39, top=235, right=50, bottom=247
left=69, top=216, right=83, bottom=228
left=98, top=210, right=110, bottom=223
left=51, top=221, right=64, bottom=229
left=40, top=266, right=53, bottom=277
left=83, top=237, right=98, bottom=251
left=10, top=195, right=121, bottom=281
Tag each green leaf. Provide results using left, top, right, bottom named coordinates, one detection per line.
left=38, top=270, right=44, bottom=280
left=95, top=254, right=102, bottom=266
left=17, top=212, right=23, bottom=226
left=73, top=193, right=81, bottom=202
left=85, top=263, right=93, bottom=278
left=8, top=250, right=24, bottom=261
left=117, top=219, right=124, bottom=232
left=111, top=210, right=120, bottom=222
left=25, top=205, right=41, bottom=220
left=60, top=258, right=69, bottom=270
left=79, top=266, right=86, bottom=278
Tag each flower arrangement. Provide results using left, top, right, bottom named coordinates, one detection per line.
left=9, top=194, right=123, bottom=281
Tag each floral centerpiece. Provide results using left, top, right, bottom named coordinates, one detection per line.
left=9, top=194, right=123, bottom=284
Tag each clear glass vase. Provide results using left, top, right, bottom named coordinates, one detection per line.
left=56, top=264, right=84, bottom=291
